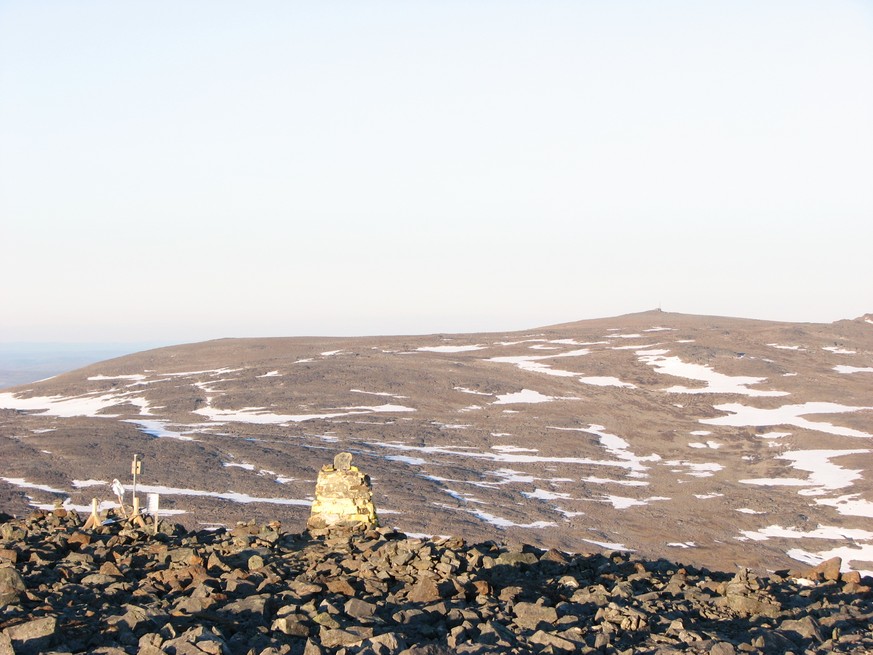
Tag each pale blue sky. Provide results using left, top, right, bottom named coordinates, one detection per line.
left=2, top=1, right=871, bottom=342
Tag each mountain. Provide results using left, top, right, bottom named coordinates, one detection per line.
left=1, top=310, right=872, bottom=576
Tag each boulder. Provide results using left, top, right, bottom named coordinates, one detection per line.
left=0, top=566, right=26, bottom=606
left=512, top=601, right=559, bottom=630
left=4, top=616, right=56, bottom=655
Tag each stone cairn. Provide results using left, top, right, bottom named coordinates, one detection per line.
left=306, top=452, right=378, bottom=535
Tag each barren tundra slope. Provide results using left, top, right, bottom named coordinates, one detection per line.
left=1, top=310, right=872, bottom=575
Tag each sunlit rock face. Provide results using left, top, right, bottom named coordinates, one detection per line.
left=307, top=452, right=377, bottom=534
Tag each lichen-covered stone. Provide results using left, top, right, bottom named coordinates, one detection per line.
left=307, top=453, right=377, bottom=534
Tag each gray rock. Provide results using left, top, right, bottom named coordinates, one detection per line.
left=345, top=597, right=378, bottom=619
left=528, top=629, right=578, bottom=652
left=476, top=620, right=516, bottom=646
left=779, top=616, right=823, bottom=644
left=303, top=638, right=324, bottom=655
left=0, top=566, right=26, bottom=605
left=725, top=593, right=781, bottom=618
left=512, top=601, right=559, bottom=630
left=271, top=613, right=310, bottom=637
left=320, top=626, right=373, bottom=647
left=495, top=551, right=538, bottom=567
left=4, top=616, right=56, bottom=655
left=366, top=631, right=407, bottom=653
left=0, top=631, right=13, bottom=655
left=709, top=643, right=736, bottom=655
left=406, top=578, right=443, bottom=603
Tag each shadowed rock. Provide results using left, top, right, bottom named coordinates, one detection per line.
left=2, top=501, right=873, bottom=654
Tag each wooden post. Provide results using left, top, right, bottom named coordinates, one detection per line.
left=131, top=455, right=142, bottom=507
left=83, top=498, right=100, bottom=530
left=129, top=496, right=146, bottom=529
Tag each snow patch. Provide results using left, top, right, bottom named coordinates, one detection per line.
left=702, top=402, right=872, bottom=438
left=417, top=344, right=486, bottom=353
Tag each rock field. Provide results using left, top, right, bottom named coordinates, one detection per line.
left=1, top=509, right=872, bottom=655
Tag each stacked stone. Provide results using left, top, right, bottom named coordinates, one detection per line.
left=306, top=452, right=378, bottom=534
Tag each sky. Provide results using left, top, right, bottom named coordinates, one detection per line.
left=1, top=1, right=871, bottom=343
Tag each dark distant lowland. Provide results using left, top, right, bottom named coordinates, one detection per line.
left=0, top=343, right=169, bottom=389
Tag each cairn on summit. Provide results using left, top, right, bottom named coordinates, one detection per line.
left=306, top=452, right=377, bottom=534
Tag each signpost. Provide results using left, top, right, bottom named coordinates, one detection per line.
left=128, top=454, right=146, bottom=528
left=131, top=454, right=142, bottom=501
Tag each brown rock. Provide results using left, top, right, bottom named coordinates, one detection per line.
left=66, top=531, right=92, bottom=549
left=4, top=616, right=56, bottom=654
left=471, top=580, right=491, bottom=596
left=326, top=577, right=356, bottom=596
left=540, top=548, right=569, bottom=565
left=794, top=557, right=843, bottom=583
left=814, top=557, right=842, bottom=581
left=841, top=570, right=861, bottom=585
left=407, top=578, right=443, bottom=603
left=99, top=561, right=123, bottom=577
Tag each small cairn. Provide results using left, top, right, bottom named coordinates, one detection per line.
left=306, top=452, right=378, bottom=535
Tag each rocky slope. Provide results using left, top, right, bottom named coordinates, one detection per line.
left=1, top=310, right=872, bottom=577
left=2, top=510, right=872, bottom=655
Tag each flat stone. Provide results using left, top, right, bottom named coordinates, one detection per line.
left=367, top=632, right=407, bottom=651
left=407, top=578, right=442, bottom=603
left=725, top=593, right=781, bottom=618
left=0, top=631, right=13, bottom=655
left=221, top=594, right=271, bottom=622
left=320, top=627, right=371, bottom=648
left=529, top=629, right=578, bottom=652
left=334, top=452, right=353, bottom=471
left=4, top=616, right=57, bottom=655
left=496, top=551, right=538, bottom=566
left=81, top=573, right=119, bottom=586
left=326, top=577, right=356, bottom=596
left=277, top=615, right=310, bottom=637
left=709, top=643, right=736, bottom=655
left=344, top=597, right=377, bottom=619
left=66, top=531, right=92, bottom=549
left=313, top=612, right=341, bottom=629
left=513, top=601, right=559, bottom=631
left=302, top=638, right=323, bottom=655
left=779, top=616, right=823, bottom=644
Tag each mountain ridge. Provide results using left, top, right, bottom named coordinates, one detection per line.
left=1, top=310, right=872, bottom=578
